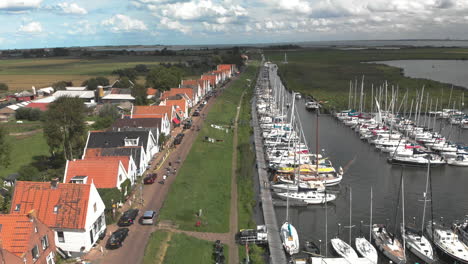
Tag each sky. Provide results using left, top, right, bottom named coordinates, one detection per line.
left=1, top=0, right=468, bottom=49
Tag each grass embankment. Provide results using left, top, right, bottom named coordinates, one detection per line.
left=143, top=231, right=222, bottom=264
left=0, top=55, right=194, bottom=90
left=236, top=66, right=267, bottom=263
left=159, top=65, right=258, bottom=233
left=0, top=131, right=49, bottom=179
left=265, top=48, right=468, bottom=111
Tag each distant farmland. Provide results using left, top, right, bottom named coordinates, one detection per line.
left=0, top=55, right=198, bottom=90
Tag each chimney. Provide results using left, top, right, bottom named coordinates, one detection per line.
left=51, top=178, right=59, bottom=189
left=27, top=209, right=37, bottom=219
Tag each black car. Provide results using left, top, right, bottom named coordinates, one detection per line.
left=143, top=173, right=157, bottom=184
left=192, top=110, right=200, bottom=116
left=106, top=228, right=129, bottom=249
left=117, top=209, right=139, bottom=226
left=183, top=119, right=193, bottom=129
left=174, top=133, right=185, bottom=145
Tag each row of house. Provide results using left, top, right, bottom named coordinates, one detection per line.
left=0, top=64, right=237, bottom=263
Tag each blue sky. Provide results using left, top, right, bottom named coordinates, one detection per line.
left=1, top=0, right=467, bottom=49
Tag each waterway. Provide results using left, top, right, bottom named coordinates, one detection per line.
left=370, top=60, right=468, bottom=89
left=273, top=99, right=468, bottom=263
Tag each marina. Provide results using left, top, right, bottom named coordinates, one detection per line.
left=253, top=59, right=468, bottom=263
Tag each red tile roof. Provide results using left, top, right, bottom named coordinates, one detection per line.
left=133, top=105, right=173, bottom=119
left=84, top=148, right=102, bottom=158
left=161, top=88, right=194, bottom=101
left=26, top=102, right=48, bottom=111
left=0, top=214, right=34, bottom=256
left=217, top=64, right=234, bottom=71
left=130, top=114, right=165, bottom=119
left=201, top=75, right=216, bottom=86
left=65, top=157, right=128, bottom=188
left=10, top=181, right=91, bottom=230
left=147, top=88, right=157, bottom=96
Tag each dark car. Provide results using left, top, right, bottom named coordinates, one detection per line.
left=174, top=133, right=185, bottom=145
left=117, top=209, right=139, bottom=226
left=143, top=173, right=157, bottom=184
left=183, top=119, right=193, bottom=129
left=106, top=228, right=129, bottom=249
left=192, top=110, right=200, bottom=116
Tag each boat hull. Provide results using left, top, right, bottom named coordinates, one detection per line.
left=355, top=237, right=378, bottom=264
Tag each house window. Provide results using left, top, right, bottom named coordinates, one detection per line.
left=93, top=203, right=97, bottom=213
left=35, top=226, right=38, bottom=233
left=41, top=235, right=49, bottom=250
left=119, top=174, right=122, bottom=181
left=53, top=206, right=59, bottom=214
left=14, top=204, right=20, bottom=211
left=57, top=231, right=65, bottom=243
left=46, top=252, right=55, bottom=264
left=70, top=175, right=87, bottom=184
left=31, top=245, right=39, bottom=260
left=124, top=137, right=139, bottom=147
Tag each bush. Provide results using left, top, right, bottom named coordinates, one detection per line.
left=18, top=165, right=40, bottom=181
left=15, top=108, right=43, bottom=121
left=98, top=188, right=123, bottom=224
left=0, top=83, right=8, bottom=91
left=52, top=81, right=73, bottom=90
left=82, top=77, right=109, bottom=90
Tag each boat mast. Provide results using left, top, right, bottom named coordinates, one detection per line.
left=402, top=173, right=406, bottom=260
left=349, top=187, right=353, bottom=246
left=369, top=187, right=373, bottom=243
left=421, top=160, right=430, bottom=236
left=348, top=81, right=352, bottom=110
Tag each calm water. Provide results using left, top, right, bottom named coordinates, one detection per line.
left=371, top=60, right=468, bottom=89
left=273, top=99, right=468, bottom=263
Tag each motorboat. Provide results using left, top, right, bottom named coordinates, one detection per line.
left=447, top=154, right=468, bottom=166
left=389, top=154, right=446, bottom=167
left=271, top=181, right=325, bottom=192
left=305, top=101, right=320, bottom=110
left=371, top=224, right=406, bottom=264
left=426, top=222, right=468, bottom=263
left=453, top=219, right=468, bottom=246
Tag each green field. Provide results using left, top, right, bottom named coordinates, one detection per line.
left=265, top=48, right=468, bottom=112
left=159, top=65, right=257, bottom=233
left=0, top=55, right=198, bottom=90
left=143, top=231, right=222, bottom=264
left=0, top=131, right=49, bottom=180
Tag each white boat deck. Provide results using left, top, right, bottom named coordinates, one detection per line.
left=311, top=257, right=374, bottom=264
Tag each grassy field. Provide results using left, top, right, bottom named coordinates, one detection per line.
left=0, top=130, right=49, bottom=180
left=0, top=55, right=197, bottom=90
left=142, top=231, right=221, bottom=264
left=159, top=65, right=257, bottom=233
left=265, top=47, right=468, bottom=112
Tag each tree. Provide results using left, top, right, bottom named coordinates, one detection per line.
left=43, top=97, right=87, bottom=160
left=134, top=64, right=148, bottom=73
left=52, top=81, right=73, bottom=91
left=18, top=165, right=40, bottom=181
left=99, top=104, right=120, bottom=119
left=0, top=127, right=11, bottom=169
left=0, top=82, right=8, bottom=91
left=113, top=77, right=133, bottom=88
left=82, top=77, right=109, bottom=90
left=112, top=68, right=137, bottom=82
left=145, top=66, right=183, bottom=91
left=131, top=84, right=148, bottom=105
left=15, top=108, right=42, bottom=121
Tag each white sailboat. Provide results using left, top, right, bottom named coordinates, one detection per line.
left=331, top=187, right=359, bottom=261
left=355, top=188, right=378, bottom=264
left=280, top=184, right=300, bottom=255
left=401, top=161, right=435, bottom=263
left=276, top=191, right=336, bottom=205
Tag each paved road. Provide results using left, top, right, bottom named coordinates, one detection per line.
left=83, top=76, right=242, bottom=264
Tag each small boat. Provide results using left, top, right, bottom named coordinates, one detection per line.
left=355, top=237, right=378, bottom=264
left=295, top=93, right=302, bottom=99
left=280, top=221, right=300, bottom=255
left=276, top=191, right=336, bottom=204
left=447, top=154, right=468, bottom=166
left=389, top=154, right=446, bottom=167
left=331, top=238, right=359, bottom=260
left=271, top=181, right=325, bottom=192
left=453, top=219, right=468, bottom=246
left=426, top=222, right=468, bottom=263
left=305, top=101, right=319, bottom=110
left=371, top=224, right=406, bottom=264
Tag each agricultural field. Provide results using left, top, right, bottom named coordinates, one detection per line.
left=265, top=47, right=468, bottom=112
left=0, top=55, right=200, bottom=90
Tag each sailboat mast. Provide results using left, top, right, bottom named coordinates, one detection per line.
left=349, top=187, right=352, bottom=246
left=369, top=187, right=373, bottom=243
left=316, top=107, right=319, bottom=173
left=421, top=161, right=430, bottom=235
left=402, top=174, right=406, bottom=260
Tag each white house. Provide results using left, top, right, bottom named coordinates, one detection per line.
left=10, top=180, right=106, bottom=258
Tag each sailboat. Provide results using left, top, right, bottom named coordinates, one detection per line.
left=280, top=184, right=300, bottom=255
left=331, top=187, right=359, bottom=261
left=372, top=171, right=406, bottom=264
left=355, top=188, right=378, bottom=264
left=401, top=161, right=435, bottom=263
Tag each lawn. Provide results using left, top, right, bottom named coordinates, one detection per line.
left=264, top=47, right=468, bottom=112
left=0, top=55, right=199, bottom=90
left=0, top=131, right=49, bottom=180
left=143, top=231, right=225, bottom=264
left=158, top=65, right=258, bottom=233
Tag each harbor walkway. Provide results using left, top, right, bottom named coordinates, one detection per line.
left=252, top=68, right=288, bottom=264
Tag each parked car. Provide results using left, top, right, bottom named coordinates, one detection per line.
left=106, top=228, right=129, bottom=249
left=192, top=110, right=200, bottom=116
left=117, top=209, right=139, bottom=226
left=143, top=173, right=157, bottom=184
left=140, top=210, right=157, bottom=225
left=174, top=133, right=185, bottom=145
left=183, top=119, right=193, bottom=129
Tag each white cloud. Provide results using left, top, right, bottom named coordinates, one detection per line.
left=57, top=2, right=87, bottom=15
left=67, top=20, right=95, bottom=35
left=0, top=0, right=42, bottom=11
left=160, top=17, right=191, bottom=33
left=18, top=21, right=43, bottom=33
left=102, top=14, right=148, bottom=32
